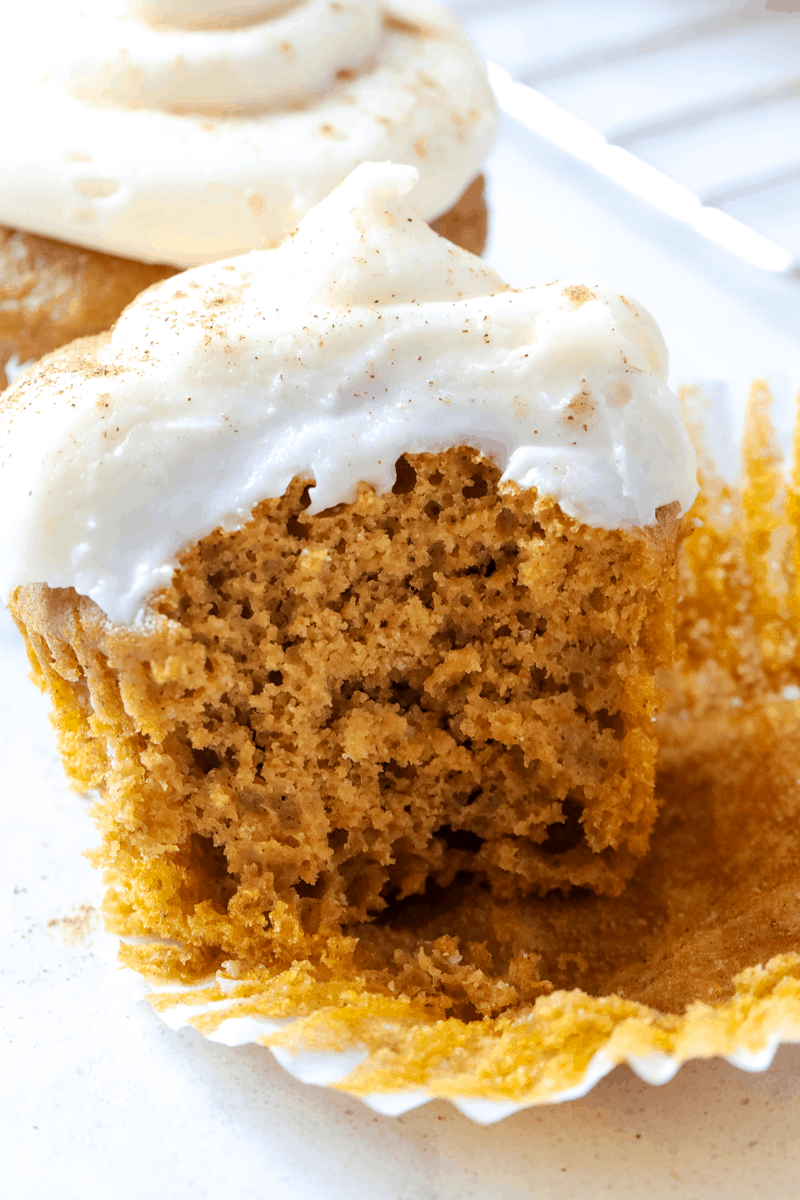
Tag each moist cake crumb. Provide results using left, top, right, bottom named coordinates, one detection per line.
left=121, top=387, right=800, bottom=1106
left=12, top=446, right=681, bottom=1016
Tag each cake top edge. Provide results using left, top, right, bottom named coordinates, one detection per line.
left=0, top=161, right=698, bottom=624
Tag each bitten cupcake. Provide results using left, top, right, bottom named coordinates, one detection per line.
left=0, top=0, right=496, bottom=385
left=7, top=164, right=800, bottom=1120
left=3, top=162, right=698, bottom=1027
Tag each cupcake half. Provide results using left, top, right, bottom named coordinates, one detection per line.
left=0, top=0, right=496, bottom=385
left=3, top=163, right=709, bottom=1112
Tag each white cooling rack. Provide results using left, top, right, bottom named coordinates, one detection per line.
left=451, top=0, right=800, bottom=275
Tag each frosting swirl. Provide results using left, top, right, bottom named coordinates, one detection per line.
left=48, top=0, right=381, bottom=113
left=0, top=163, right=697, bottom=625
left=0, top=1, right=496, bottom=266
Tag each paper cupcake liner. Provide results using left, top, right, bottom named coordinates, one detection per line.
left=97, top=384, right=800, bottom=1122
left=137, top=950, right=800, bottom=1124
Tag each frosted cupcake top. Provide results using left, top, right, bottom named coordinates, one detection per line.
left=0, top=0, right=496, bottom=266
left=0, top=163, right=698, bottom=624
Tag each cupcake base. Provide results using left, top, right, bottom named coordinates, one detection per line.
left=0, top=227, right=175, bottom=389
left=430, top=174, right=488, bottom=258
left=14, top=384, right=800, bottom=1112
left=12, top=445, right=679, bottom=1009
left=107, top=384, right=800, bottom=1110
left=0, top=175, right=489, bottom=388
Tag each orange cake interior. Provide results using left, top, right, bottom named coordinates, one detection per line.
left=145, top=384, right=800, bottom=1100
left=12, top=443, right=681, bottom=1019
left=11, top=383, right=800, bottom=1103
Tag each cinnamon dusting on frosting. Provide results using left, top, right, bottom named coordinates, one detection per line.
left=0, top=163, right=696, bottom=624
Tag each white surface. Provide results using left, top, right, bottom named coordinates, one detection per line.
left=4, top=71, right=800, bottom=1200
left=488, top=63, right=795, bottom=277
left=538, top=23, right=800, bottom=141
left=0, top=161, right=696, bottom=624
left=462, top=0, right=703, bottom=79
left=629, top=94, right=800, bottom=198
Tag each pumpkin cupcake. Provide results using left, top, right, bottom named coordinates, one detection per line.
left=0, top=0, right=496, bottom=385
left=2, top=165, right=698, bottom=1052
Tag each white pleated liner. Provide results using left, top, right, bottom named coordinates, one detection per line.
left=142, top=982, right=800, bottom=1125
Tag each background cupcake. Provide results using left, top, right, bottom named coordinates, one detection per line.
left=0, top=0, right=497, bottom=386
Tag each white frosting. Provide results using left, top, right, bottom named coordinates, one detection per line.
left=0, top=163, right=698, bottom=625
left=0, top=0, right=496, bottom=266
